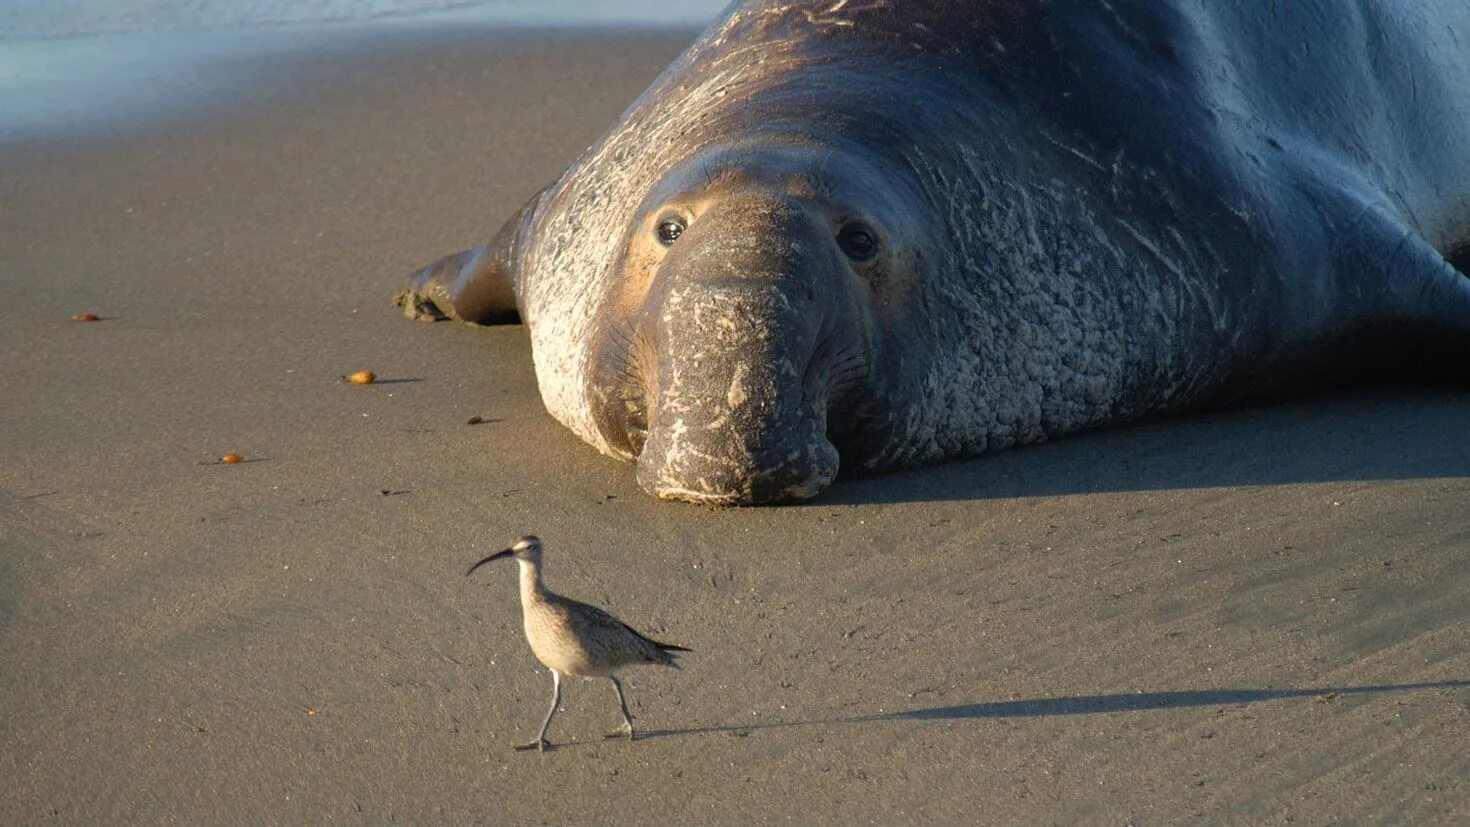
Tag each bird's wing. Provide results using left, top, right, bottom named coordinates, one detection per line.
left=557, top=595, right=679, bottom=651
left=559, top=596, right=638, bottom=635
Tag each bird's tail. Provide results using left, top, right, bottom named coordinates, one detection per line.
left=650, top=639, right=691, bottom=668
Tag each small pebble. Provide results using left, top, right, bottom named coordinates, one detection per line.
left=345, top=370, right=376, bottom=385
left=71, top=312, right=101, bottom=322
left=220, top=453, right=244, bottom=464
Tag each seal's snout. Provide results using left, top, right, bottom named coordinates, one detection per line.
left=634, top=278, right=843, bottom=505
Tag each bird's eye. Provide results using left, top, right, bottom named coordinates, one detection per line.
left=657, top=218, right=686, bottom=245
left=837, top=223, right=878, bottom=261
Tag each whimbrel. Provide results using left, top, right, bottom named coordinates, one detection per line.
left=466, top=535, right=690, bottom=751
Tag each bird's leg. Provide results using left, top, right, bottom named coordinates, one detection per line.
left=603, top=675, right=636, bottom=741
left=515, top=670, right=561, bottom=752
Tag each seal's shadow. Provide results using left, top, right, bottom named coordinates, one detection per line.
left=638, top=680, right=1470, bottom=742
left=826, top=388, right=1470, bottom=506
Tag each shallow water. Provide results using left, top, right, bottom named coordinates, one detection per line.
left=0, top=0, right=728, bottom=38
left=0, top=0, right=726, bottom=141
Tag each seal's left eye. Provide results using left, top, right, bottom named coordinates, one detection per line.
left=657, top=218, right=685, bottom=245
left=837, top=223, right=878, bottom=261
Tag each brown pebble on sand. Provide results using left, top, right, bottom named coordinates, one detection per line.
left=344, top=370, right=376, bottom=385
left=71, top=312, right=101, bottom=322
left=220, top=453, right=244, bottom=464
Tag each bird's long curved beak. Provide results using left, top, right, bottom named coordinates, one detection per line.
left=465, top=548, right=514, bottom=577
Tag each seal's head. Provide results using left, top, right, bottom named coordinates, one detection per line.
left=586, top=142, right=928, bottom=505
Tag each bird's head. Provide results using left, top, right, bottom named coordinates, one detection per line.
left=465, top=534, right=542, bottom=576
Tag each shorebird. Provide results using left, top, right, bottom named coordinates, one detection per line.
left=466, top=535, right=690, bottom=751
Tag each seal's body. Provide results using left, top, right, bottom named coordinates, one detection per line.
left=398, top=0, right=1470, bottom=505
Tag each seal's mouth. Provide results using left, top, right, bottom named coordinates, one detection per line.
left=647, top=466, right=836, bottom=506
left=636, top=424, right=842, bottom=506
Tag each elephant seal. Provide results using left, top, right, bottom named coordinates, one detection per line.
left=396, top=0, right=1470, bottom=505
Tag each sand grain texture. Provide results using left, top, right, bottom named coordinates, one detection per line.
left=2, top=26, right=1469, bottom=825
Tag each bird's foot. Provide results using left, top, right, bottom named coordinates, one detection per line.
left=603, top=722, right=635, bottom=741
left=513, top=738, right=550, bottom=752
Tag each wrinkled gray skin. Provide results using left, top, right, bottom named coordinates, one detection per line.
left=396, top=0, right=1470, bottom=505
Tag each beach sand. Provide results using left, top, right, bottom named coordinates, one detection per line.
left=2, top=24, right=1469, bottom=824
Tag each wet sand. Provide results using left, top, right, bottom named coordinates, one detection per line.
left=2, top=24, right=1469, bottom=824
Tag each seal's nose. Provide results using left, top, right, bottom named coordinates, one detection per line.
left=634, top=277, right=840, bottom=505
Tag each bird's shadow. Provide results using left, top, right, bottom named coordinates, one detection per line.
left=636, top=680, right=1470, bottom=742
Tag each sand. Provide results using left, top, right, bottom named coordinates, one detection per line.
left=3, top=23, right=1469, bottom=825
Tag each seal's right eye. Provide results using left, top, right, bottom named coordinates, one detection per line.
left=657, top=218, right=686, bottom=245
left=837, top=222, right=878, bottom=262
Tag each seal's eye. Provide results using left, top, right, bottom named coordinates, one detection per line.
left=657, top=218, right=686, bottom=245
left=837, top=223, right=878, bottom=261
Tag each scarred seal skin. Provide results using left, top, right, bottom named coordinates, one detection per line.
left=396, top=0, right=1470, bottom=505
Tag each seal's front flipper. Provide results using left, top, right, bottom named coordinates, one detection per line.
left=393, top=186, right=548, bottom=325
